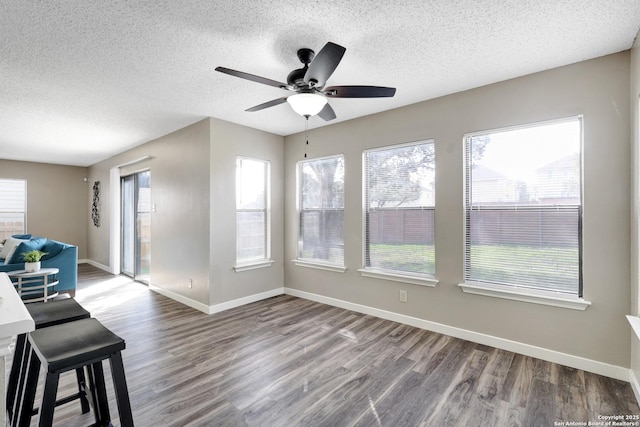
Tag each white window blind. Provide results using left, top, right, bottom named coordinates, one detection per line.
left=236, top=158, right=270, bottom=264
left=298, top=155, right=344, bottom=265
left=364, top=141, right=435, bottom=275
left=464, top=117, right=582, bottom=295
left=0, top=179, right=26, bottom=240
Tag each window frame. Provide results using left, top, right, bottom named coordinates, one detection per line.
left=0, top=179, right=27, bottom=241
left=234, top=156, right=273, bottom=272
left=294, top=154, right=346, bottom=272
left=458, top=116, right=590, bottom=310
left=359, top=140, right=438, bottom=287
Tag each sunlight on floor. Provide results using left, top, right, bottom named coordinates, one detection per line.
left=76, top=275, right=149, bottom=310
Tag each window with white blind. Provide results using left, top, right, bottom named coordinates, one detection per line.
left=462, top=117, right=583, bottom=303
left=235, top=157, right=271, bottom=269
left=0, top=179, right=26, bottom=241
left=361, top=140, right=436, bottom=284
left=297, top=155, right=345, bottom=268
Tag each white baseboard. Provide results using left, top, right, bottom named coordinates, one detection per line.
left=148, top=284, right=211, bottom=314
left=207, top=288, right=285, bottom=315
left=630, top=369, right=640, bottom=405
left=284, top=287, right=629, bottom=382
left=148, top=284, right=285, bottom=315
left=80, top=259, right=112, bottom=273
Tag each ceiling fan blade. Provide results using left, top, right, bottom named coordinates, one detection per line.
left=245, top=97, right=289, bottom=112
left=324, top=85, right=396, bottom=98
left=215, top=66, right=290, bottom=90
left=304, top=42, right=346, bottom=88
left=318, top=103, right=336, bottom=121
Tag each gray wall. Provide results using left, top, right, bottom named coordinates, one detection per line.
left=86, top=160, right=112, bottom=267
left=630, top=32, right=640, bottom=384
left=0, top=160, right=88, bottom=258
left=284, top=52, right=631, bottom=368
left=87, top=117, right=285, bottom=308
left=88, top=119, right=212, bottom=305
left=209, top=118, right=284, bottom=305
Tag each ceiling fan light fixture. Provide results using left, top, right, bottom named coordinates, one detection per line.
left=287, top=93, right=327, bottom=117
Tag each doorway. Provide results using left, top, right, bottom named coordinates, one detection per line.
left=121, top=170, right=151, bottom=283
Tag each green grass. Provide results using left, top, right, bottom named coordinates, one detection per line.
left=468, top=244, right=579, bottom=293
left=368, top=244, right=435, bottom=274
left=368, top=243, right=579, bottom=293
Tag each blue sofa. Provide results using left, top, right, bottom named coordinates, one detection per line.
left=0, top=236, right=78, bottom=297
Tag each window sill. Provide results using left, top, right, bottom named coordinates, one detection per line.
left=233, top=260, right=274, bottom=272
left=458, top=281, right=591, bottom=311
left=359, top=268, right=438, bottom=287
left=292, top=259, right=347, bottom=273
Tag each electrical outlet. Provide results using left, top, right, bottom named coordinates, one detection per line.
left=399, top=290, right=408, bottom=303
left=187, top=278, right=193, bottom=289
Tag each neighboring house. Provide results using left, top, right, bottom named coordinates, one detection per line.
left=470, top=164, right=517, bottom=204
left=534, top=153, right=581, bottom=205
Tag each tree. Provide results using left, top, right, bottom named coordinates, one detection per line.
left=300, top=157, right=344, bottom=261
left=301, top=157, right=344, bottom=209
left=470, top=135, right=490, bottom=164
left=367, top=143, right=433, bottom=208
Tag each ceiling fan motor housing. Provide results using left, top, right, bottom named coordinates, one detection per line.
left=287, top=67, right=307, bottom=88
left=287, top=48, right=315, bottom=88
left=297, top=48, right=315, bottom=64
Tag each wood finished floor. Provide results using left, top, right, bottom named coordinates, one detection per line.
left=15, top=264, right=640, bottom=426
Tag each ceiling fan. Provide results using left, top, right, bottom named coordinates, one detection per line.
left=215, top=42, right=396, bottom=121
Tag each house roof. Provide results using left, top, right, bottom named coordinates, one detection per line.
left=1, top=1, right=639, bottom=167
left=471, top=164, right=506, bottom=182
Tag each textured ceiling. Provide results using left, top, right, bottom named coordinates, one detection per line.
left=1, top=1, right=639, bottom=167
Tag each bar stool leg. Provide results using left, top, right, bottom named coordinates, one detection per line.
left=109, top=352, right=134, bottom=427
left=37, top=372, right=60, bottom=427
left=16, top=349, right=40, bottom=427
left=75, top=367, right=90, bottom=413
left=6, top=333, right=26, bottom=423
left=14, top=339, right=33, bottom=421
left=86, top=363, right=101, bottom=425
left=88, top=361, right=111, bottom=425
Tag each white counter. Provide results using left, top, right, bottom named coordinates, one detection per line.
left=0, top=272, right=34, bottom=426
left=0, top=273, right=34, bottom=346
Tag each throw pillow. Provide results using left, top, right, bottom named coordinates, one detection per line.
left=40, top=240, right=63, bottom=260
left=0, top=236, right=28, bottom=260
left=11, top=234, right=31, bottom=240
left=4, top=245, right=20, bottom=265
left=8, top=238, right=47, bottom=264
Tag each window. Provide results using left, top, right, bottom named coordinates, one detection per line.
left=463, top=117, right=583, bottom=299
left=362, top=141, right=436, bottom=282
left=297, top=155, right=345, bottom=268
left=0, top=179, right=26, bottom=241
left=235, top=157, right=270, bottom=268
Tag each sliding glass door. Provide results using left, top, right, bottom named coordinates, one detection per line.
left=121, top=171, right=151, bottom=283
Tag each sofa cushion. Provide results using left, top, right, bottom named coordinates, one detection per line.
left=11, top=234, right=31, bottom=240
left=40, top=240, right=64, bottom=260
left=0, top=236, right=28, bottom=260
left=8, top=237, right=47, bottom=264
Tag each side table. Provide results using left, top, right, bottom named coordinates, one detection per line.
left=8, top=268, right=59, bottom=303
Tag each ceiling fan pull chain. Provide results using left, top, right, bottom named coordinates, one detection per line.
left=304, top=117, right=309, bottom=158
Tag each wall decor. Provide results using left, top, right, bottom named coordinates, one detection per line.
left=91, top=180, right=100, bottom=227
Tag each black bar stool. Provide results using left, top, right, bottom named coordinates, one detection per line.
left=19, top=318, right=134, bottom=427
left=7, top=297, right=91, bottom=426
